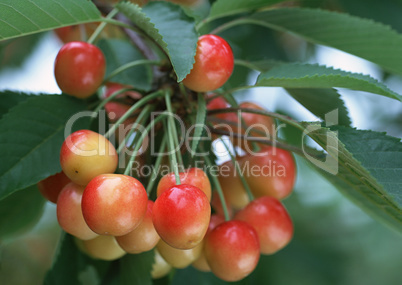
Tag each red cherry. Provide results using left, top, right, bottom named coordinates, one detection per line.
left=204, top=220, right=260, bottom=282
left=59, top=129, right=118, bottom=186
left=153, top=184, right=211, bottom=249
left=235, top=196, right=293, bottom=254
left=182, top=35, right=234, bottom=92
left=56, top=182, right=98, bottom=240
left=115, top=200, right=160, bottom=253
left=192, top=214, right=225, bottom=272
left=242, top=146, right=296, bottom=200
left=82, top=174, right=148, bottom=236
left=156, top=168, right=212, bottom=201
left=37, top=171, right=71, bottom=203
left=54, top=41, right=106, bottom=98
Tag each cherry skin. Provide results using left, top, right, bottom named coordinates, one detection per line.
left=234, top=196, right=293, bottom=254
left=210, top=191, right=233, bottom=218
left=37, top=171, right=71, bottom=203
left=82, top=174, right=148, bottom=236
left=60, top=129, right=118, bottom=186
left=242, top=146, right=296, bottom=200
left=192, top=214, right=225, bottom=272
left=102, top=82, right=141, bottom=123
left=56, top=182, right=98, bottom=240
left=77, top=235, right=126, bottom=261
left=151, top=249, right=172, bottom=279
left=218, top=158, right=250, bottom=210
left=156, top=239, right=203, bottom=269
left=54, top=41, right=106, bottom=98
left=156, top=167, right=212, bottom=201
left=204, top=220, right=260, bottom=282
left=182, top=35, right=234, bottom=92
left=115, top=200, right=160, bottom=254
left=232, top=102, right=276, bottom=152
left=153, top=184, right=211, bottom=249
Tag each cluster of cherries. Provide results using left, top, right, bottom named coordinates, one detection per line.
left=37, top=21, right=297, bottom=282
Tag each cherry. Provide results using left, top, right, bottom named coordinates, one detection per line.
left=156, top=167, right=212, bottom=201
left=156, top=239, right=203, bottom=269
left=56, top=182, right=98, bottom=240
left=151, top=249, right=172, bottom=279
left=218, top=158, right=250, bottom=210
left=182, top=35, right=234, bottom=92
left=234, top=196, right=293, bottom=254
left=192, top=214, right=225, bottom=272
left=77, top=235, right=126, bottom=261
left=115, top=200, right=160, bottom=253
left=37, top=171, right=71, bottom=203
left=102, top=82, right=141, bottom=123
left=54, top=41, right=106, bottom=98
left=204, top=220, right=260, bottom=282
left=233, top=102, right=276, bottom=152
left=60, top=129, right=118, bottom=186
left=153, top=184, right=211, bottom=249
left=82, top=174, right=148, bottom=236
left=242, top=146, right=296, bottom=200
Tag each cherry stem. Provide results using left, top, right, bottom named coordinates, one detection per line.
left=103, top=59, right=162, bottom=83
left=145, top=135, right=167, bottom=195
left=92, top=87, right=134, bottom=116
left=117, top=104, right=153, bottom=154
left=200, top=147, right=231, bottom=222
left=123, top=112, right=168, bottom=176
left=87, top=8, right=119, bottom=44
left=164, top=90, right=184, bottom=170
left=219, top=138, right=255, bottom=202
left=223, top=93, right=261, bottom=153
left=104, top=90, right=165, bottom=139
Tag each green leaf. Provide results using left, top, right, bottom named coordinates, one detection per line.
left=0, top=184, right=45, bottom=239
left=0, top=0, right=101, bottom=41
left=98, top=39, right=152, bottom=91
left=44, top=233, right=111, bottom=285
left=209, top=0, right=285, bottom=20
left=247, top=7, right=402, bottom=76
left=119, top=251, right=154, bottom=285
left=0, top=94, right=89, bottom=200
left=116, top=1, right=198, bottom=82
left=191, top=94, right=207, bottom=157
left=0, top=90, right=30, bottom=119
left=285, top=88, right=352, bottom=127
left=256, top=63, right=402, bottom=101
left=302, top=124, right=402, bottom=233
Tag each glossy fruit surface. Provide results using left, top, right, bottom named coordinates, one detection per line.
left=37, top=171, right=71, bottom=203
left=192, top=214, right=225, bottom=272
left=151, top=249, right=172, bottom=279
left=156, top=239, right=203, bottom=269
left=116, top=200, right=160, bottom=253
left=79, top=235, right=126, bottom=261
left=243, top=146, right=296, bottom=200
left=218, top=158, right=250, bottom=210
left=153, top=184, right=211, bottom=249
left=82, top=174, right=148, bottom=236
left=235, top=196, right=293, bottom=254
left=156, top=167, right=212, bottom=201
left=56, top=182, right=98, bottom=240
left=182, top=35, right=234, bottom=92
left=204, top=220, right=260, bottom=282
left=54, top=41, right=105, bottom=98
left=233, top=102, right=276, bottom=152
left=60, top=130, right=118, bottom=186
